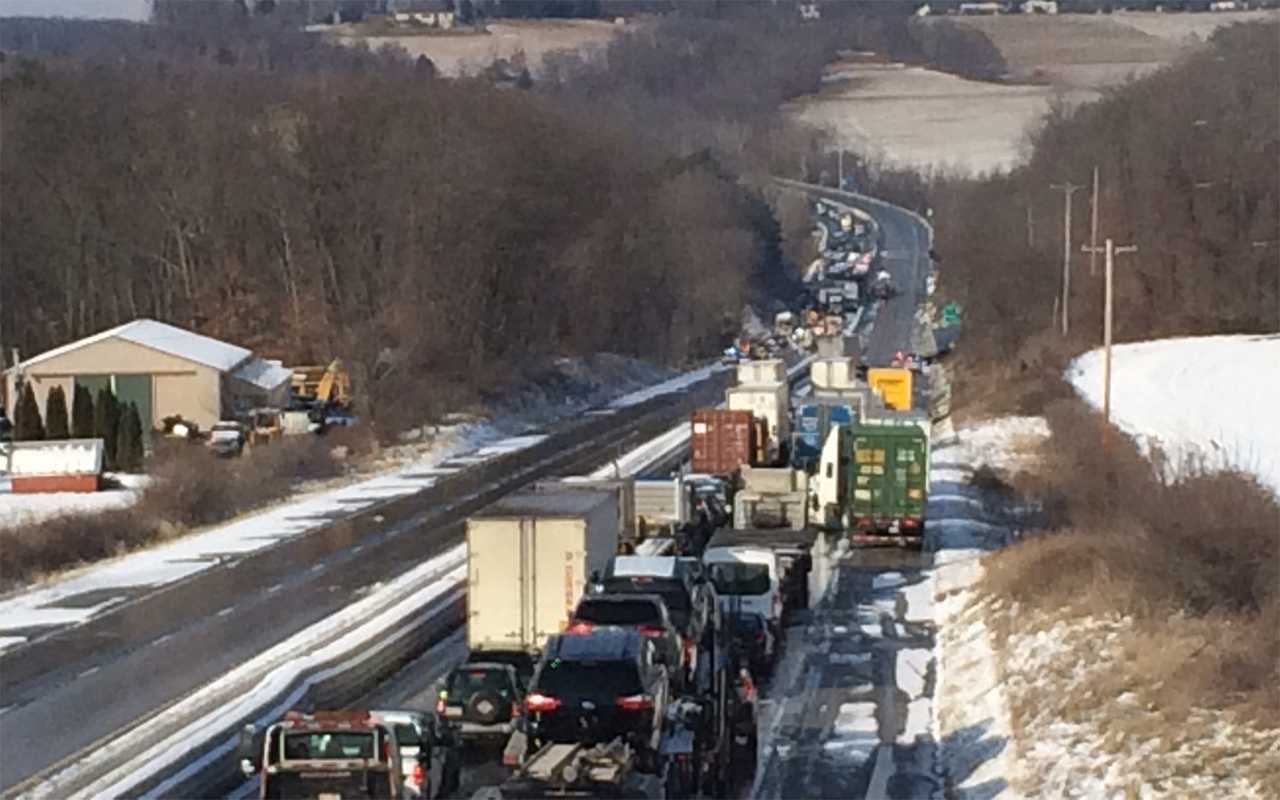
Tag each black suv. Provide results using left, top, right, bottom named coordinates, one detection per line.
left=524, top=626, right=670, bottom=768
left=570, top=594, right=683, bottom=687
left=438, top=661, right=524, bottom=746
left=596, top=556, right=719, bottom=684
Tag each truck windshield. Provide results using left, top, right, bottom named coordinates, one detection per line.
left=282, top=731, right=376, bottom=760
left=707, top=563, right=771, bottom=596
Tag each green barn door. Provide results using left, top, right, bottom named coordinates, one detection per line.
left=113, top=375, right=154, bottom=439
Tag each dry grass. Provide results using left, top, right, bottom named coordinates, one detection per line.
left=0, top=438, right=343, bottom=589
left=977, top=389, right=1280, bottom=794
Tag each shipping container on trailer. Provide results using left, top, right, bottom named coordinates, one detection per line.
left=690, top=409, right=756, bottom=476
left=844, top=418, right=929, bottom=543
left=810, top=357, right=858, bottom=390
left=466, top=488, right=620, bottom=655
left=725, top=385, right=790, bottom=460
left=540, top=477, right=636, bottom=543
left=736, top=359, right=785, bottom=388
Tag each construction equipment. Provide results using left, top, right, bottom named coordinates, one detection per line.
left=245, top=407, right=283, bottom=447
left=290, top=359, right=351, bottom=406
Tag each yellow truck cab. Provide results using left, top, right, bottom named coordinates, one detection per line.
left=238, top=710, right=406, bottom=800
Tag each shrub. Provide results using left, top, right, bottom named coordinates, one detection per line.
left=45, top=385, right=69, bottom=439
left=982, top=395, right=1280, bottom=724
left=93, top=387, right=120, bottom=470
left=71, top=383, right=95, bottom=438
left=14, top=382, right=44, bottom=441
left=115, top=403, right=145, bottom=472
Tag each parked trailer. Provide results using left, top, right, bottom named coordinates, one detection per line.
left=466, top=488, right=620, bottom=657
left=690, top=409, right=757, bottom=476
left=845, top=417, right=930, bottom=547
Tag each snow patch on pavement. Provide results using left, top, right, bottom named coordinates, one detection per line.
left=1067, top=334, right=1280, bottom=496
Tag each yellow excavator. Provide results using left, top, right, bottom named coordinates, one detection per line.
left=290, top=360, right=351, bottom=406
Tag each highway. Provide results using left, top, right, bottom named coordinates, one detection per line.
left=750, top=182, right=943, bottom=799
left=0, top=371, right=735, bottom=795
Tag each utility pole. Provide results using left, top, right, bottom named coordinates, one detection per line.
left=837, top=149, right=844, bottom=191
left=1082, top=239, right=1138, bottom=437
left=1051, top=181, right=1083, bottom=336
left=1089, top=165, right=1100, bottom=277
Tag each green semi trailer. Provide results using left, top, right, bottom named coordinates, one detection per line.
left=843, top=416, right=930, bottom=547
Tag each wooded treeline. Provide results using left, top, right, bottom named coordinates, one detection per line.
left=857, top=22, right=1279, bottom=364
left=0, top=4, right=1018, bottom=434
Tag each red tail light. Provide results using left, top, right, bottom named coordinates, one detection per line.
left=682, top=637, right=695, bottom=665
left=755, top=631, right=766, bottom=643
left=638, top=625, right=666, bottom=638
left=616, top=694, right=654, bottom=711
left=410, top=762, right=426, bottom=789
left=435, top=698, right=446, bottom=715
left=526, top=693, right=561, bottom=713
left=903, top=517, right=920, bottom=529
left=566, top=621, right=594, bottom=634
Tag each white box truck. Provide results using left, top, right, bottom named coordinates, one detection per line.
left=465, top=488, right=620, bottom=655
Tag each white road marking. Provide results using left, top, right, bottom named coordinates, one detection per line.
left=865, top=744, right=895, bottom=798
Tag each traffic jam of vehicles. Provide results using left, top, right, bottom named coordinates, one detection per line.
left=237, top=192, right=954, bottom=800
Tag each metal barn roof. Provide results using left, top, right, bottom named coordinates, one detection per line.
left=13, top=319, right=252, bottom=374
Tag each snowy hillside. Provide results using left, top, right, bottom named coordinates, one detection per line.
left=1067, top=334, right=1280, bottom=496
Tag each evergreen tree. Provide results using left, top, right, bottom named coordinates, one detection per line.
left=71, top=384, right=95, bottom=438
left=115, top=403, right=145, bottom=472
left=45, top=385, right=70, bottom=439
left=94, top=386, right=120, bottom=469
left=14, top=382, right=45, bottom=441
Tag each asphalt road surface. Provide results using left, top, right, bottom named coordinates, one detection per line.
left=753, top=549, right=941, bottom=800
left=0, top=374, right=732, bottom=794
left=854, top=197, right=930, bottom=368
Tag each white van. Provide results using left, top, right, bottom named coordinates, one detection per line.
left=701, top=546, right=781, bottom=634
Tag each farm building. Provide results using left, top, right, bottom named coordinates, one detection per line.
left=3, top=319, right=292, bottom=434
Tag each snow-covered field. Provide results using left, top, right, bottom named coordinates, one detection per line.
left=1067, top=334, right=1280, bottom=496
left=324, top=19, right=622, bottom=78
left=790, top=63, right=1097, bottom=176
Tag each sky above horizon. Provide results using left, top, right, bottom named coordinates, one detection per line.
left=0, top=0, right=150, bottom=20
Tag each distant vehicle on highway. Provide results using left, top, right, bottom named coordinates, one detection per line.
left=369, top=709, right=462, bottom=799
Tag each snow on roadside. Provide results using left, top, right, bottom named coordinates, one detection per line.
left=928, top=416, right=1048, bottom=798
left=1067, top=334, right=1280, bottom=496
left=0, top=354, right=702, bottom=643
left=995, top=605, right=1276, bottom=799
